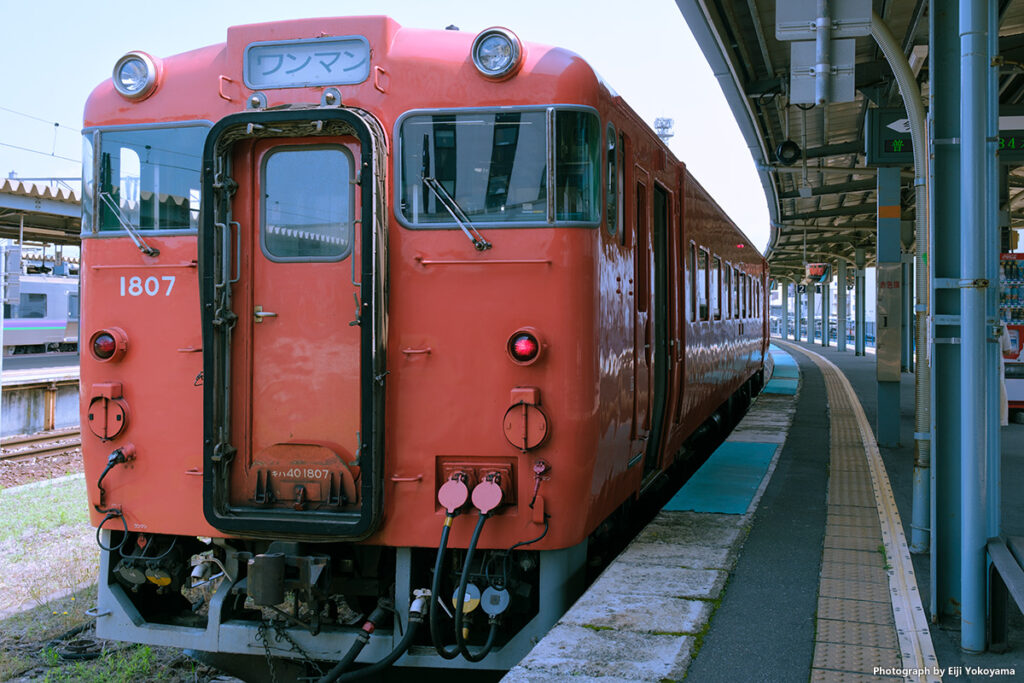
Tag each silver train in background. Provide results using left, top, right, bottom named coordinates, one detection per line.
left=2, top=274, right=79, bottom=355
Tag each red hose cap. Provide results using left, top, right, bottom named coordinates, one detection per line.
left=472, top=479, right=504, bottom=514
left=438, top=478, right=469, bottom=513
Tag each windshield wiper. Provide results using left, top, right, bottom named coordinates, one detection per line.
left=421, top=176, right=492, bottom=251
left=99, top=192, right=160, bottom=256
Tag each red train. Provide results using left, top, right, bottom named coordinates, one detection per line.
left=80, top=16, right=768, bottom=678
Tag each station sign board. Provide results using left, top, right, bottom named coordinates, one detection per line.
left=867, top=106, right=1024, bottom=165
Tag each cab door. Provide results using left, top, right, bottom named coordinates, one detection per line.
left=239, top=138, right=362, bottom=514
left=202, top=110, right=384, bottom=538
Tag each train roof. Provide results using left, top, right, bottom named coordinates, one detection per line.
left=84, top=16, right=607, bottom=127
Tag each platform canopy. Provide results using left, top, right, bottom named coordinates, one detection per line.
left=0, top=178, right=81, bottom=246
left=675, top=0, right=1024, bottom=279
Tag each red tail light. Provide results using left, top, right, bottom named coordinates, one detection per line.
left=507, top=330, right=541, bottom=364
left=93, top=333, right=116, bottom=359
left=89, top=328, right=128, bottom=362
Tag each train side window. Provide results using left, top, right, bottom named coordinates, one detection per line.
left=261, top=146, right=353, bottom=262
left=688, top=243, right=697, bottom=322
left=711, top=256, right=721, bottom=320
left=741, top=272, right=749, bottom=317
left=618, top=132, right=629, bottom=247
left=697, top=248, right=708, bottom=321
left=68, top=293, right=80, bottom=321
left=724, top=264, right=732, bottom=319
left=732, top=266, right=740, bottom=318
left=636, top=181, right=648, bottom=311
left=18, top=293, right=47, bottom=319
left=745, top=275, right=751, bottom=318
left=606, top=122, right=618, bottom=237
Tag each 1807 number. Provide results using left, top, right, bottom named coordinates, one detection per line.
left=120, top=275, right=176, bottom=297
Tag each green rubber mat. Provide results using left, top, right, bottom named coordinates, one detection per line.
left=664, top=441, right=779, bottom=514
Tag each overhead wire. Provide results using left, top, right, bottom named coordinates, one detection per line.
left=0, top=105, right=81, bottom=133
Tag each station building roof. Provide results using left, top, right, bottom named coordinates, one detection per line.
left=0, top=178, right=81, bottom=246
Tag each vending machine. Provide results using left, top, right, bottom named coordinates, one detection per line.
left=1001, top=253, right=1024, bottom=409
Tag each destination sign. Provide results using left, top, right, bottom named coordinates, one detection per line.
left=244, top=36, right=371, bottom=89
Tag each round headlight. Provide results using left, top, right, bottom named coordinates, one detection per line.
left=471, top=28, right=523, bottom=80
left=112, top=51, right=159, bottom=100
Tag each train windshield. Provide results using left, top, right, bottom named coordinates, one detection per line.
left=84, top=125, right=206, bottom=233
left=398, top=108, right=600, bottom=227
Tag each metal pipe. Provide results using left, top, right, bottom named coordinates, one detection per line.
left=869, top=11, right=931, bottom=554
left=855, top=248, right=866, bottom=355
left=958, top=0, right=988, bottom=654
left=808, top=281, right=817, bottom=343
left=815, top=0, right=832, bottom=105
left=838, top=259, right=848, bottom=351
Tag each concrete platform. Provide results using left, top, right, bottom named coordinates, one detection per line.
left=0, top=364, right=79, bottom=437
left=505, top=340, right=1024, bottom=682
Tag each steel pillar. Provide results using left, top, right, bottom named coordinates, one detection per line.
left=877, top=166, right=902, bottom=447
left=985, top=0, right=1002, bottom=546
left=837, top=259, right=848, bottom=351
left=930, top=0, right=962, bottom=624
left=902, top=253, right=915, bottom=372
left=958, top=0, right=993, bottom=653
left=781, top=279, right=790, bottom=339
left=807, top=282, right=816, bottom=343
left=821, top=276, right=831, bottom=348
left=855, top=248, right=866, bottom=355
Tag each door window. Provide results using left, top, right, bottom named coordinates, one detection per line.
left=261, top=146, right=353, bottom=262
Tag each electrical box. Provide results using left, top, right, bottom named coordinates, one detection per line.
left=876, top=263, right=902, bottom=382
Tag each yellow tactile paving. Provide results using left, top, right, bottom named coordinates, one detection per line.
left=777, top=341, right=940, bottom=683
left=816, top=618, right=901, bottom=649
left=812, top=642, right=903, bottom=672
left=819, top=561, right=890, bottom=585
left=811, top=668, right=902, bottom=682
left=819, top=578, right=894, bottom=603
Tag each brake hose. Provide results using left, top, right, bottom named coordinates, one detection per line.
left=428, top=513, right=462, bottom=659
left=453, top=512, right=499, bottom=662
left=318, top=600, right=392, bottom=683
left=331, top=593, right=428, bottom=682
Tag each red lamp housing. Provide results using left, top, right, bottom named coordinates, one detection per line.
left=90, top=327, right=129, bottom=363
left=507, top=329, right=542, bottom=365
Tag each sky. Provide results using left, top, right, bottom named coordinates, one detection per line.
left=0, top=0, right=770, bottom=253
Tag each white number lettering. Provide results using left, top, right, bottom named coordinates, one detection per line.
left=128, top=276, right=143, bottom=296
left=118, top=275, right=178, bottom=297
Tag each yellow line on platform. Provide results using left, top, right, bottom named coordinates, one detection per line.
left=776, top=340, right=939, bottom=683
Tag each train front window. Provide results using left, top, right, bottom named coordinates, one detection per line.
left=90, top=125, right=206, bottom=233
left=554, top=110, right=600, bottom=222
left=398, top=107, right=600, bottom=227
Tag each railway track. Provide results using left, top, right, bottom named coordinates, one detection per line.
left=0, top=428, right=81, bottom=462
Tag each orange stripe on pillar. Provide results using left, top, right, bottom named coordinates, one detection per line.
left=878, top=205, right=901, bottom=219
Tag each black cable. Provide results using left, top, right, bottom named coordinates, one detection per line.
left=454, top=513, right=497, bottom=662
left=334, top=614, right=423, bottom=682
left=502, top=514, right=550, bottom=587
left=95, top=511, right=128, bottom=552
left=428, top=515, right=461, bottom=659
left=317, top=630, right=371, bottom=683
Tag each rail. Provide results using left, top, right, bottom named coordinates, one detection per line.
left=0, top=428, right=82, bottom=462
